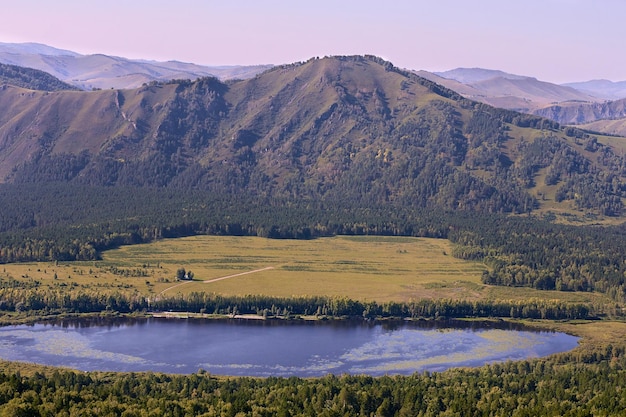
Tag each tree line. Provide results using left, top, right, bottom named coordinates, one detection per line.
left=0, top=287, right=600, bottom=321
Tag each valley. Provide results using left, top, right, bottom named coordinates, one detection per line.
left=1, top=49, right=626, bottom=415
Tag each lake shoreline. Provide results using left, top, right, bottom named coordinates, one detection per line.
left=0, top=308, right=584, bottom=334
left=3, top=311, right=626, bottom=379
left=1, top=309, right=614, bottom=361
left=0, top=315, right=580, bottom=377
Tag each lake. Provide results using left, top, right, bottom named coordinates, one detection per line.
left=0, top=318, right=578, bottom=377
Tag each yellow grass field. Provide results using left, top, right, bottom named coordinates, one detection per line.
left=106, top=235, right=487, bottom=302
left=0, top=235, right=613, bottom=305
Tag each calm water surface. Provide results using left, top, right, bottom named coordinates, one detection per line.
left=0, top=318, right=578, bottom=376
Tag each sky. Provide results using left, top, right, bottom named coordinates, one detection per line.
left=1, top=0, right=625, bottom=83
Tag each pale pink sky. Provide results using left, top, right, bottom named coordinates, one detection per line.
left=2, top=0, right=625, bottom=83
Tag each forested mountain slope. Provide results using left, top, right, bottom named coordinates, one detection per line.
left=0, top=62, right=78, bottom=91
left=1, top=55, right=625, bottom=218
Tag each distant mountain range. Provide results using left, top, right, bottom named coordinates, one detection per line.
left=436, top=68, right=529, bottom=83
left=432, top=67, right=626, bottom=102
left=534, top=98, right=626, bottom=125
left=419, top=68, right=600, bottom=112
left=3, top=42, right=626, bottom=131
left=563, top=80, right=626, bottom=101
left=0, top=53, right=625, bottom=218
left=0, top=42, right=272, bottom=90
left=416, top=67, right=626, bottom=135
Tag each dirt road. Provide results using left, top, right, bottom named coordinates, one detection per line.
left=158, top=266, right=274, bottom=296
left=203, top=266, right=274, bottom=283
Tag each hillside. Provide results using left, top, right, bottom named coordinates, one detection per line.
left=426, top=68, right=600, bottom=113
left=414, top=70, right=483, bottom=97
left=0, top=42, right=272, bottom=89
left=0, top=42, right=80, bottom=57
left=435, top=68, right=528, bottom=83
left=564, top=79, right=626, bottom=100
left=0, top=62, right=78, bottom=91
left=579, top=118, right=626, bottom=137
left=418, top=68, right=626, bottom=137
left=534, top=98, right=626, bottom=125
left=1, top=55, right=625, bottom=220
left=472, top=77, right=595, bottom=108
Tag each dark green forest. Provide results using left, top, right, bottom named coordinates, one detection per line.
left=0, top=287, right=594, bottom=321
left=1, top=183, right=626, bottom=302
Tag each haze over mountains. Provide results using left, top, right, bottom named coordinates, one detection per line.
left=0, top=42, right=272, bottom=90
left=564, top=80, right=626, bottom=101
left=417, top=67, right=626, bottom=136
left=431, top=67, right=626, bottom=103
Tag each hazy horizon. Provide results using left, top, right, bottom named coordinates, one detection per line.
left=2, top=0, right=625, bottom=84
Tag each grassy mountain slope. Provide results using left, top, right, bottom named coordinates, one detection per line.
left=422, top=69, right=626, bottom=137
left=0, top=84, right=180, bottom=180
left=1, top=56, right=625, bottom=218
left=579, top=118, right=626, bottom=137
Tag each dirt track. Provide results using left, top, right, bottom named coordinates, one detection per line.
left=203, top=266, right=274, bottom=283
left=158, top=266, right=274, bottom=296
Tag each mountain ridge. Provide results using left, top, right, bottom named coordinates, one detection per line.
left=0, top=41, right=80, bottom=57
left=0, top=42, right=273, bottom=90
left=1, top=55, right=625, bottom=219
left=563, top=79, right=626, bottom=101
left=426, top=68, right=602, bottom=113
left=435, top=67, right=529, bottom=83
left=0, top=62, right=78, bottom=91
left=534, top=98, right=626, bottom=125
left=424, top=67, right=626, bottom=136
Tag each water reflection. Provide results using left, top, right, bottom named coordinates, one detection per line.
left=0, top=318, right=578, bottom=377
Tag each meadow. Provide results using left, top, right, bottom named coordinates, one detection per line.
left=0, top=235, right=612, bottom=306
